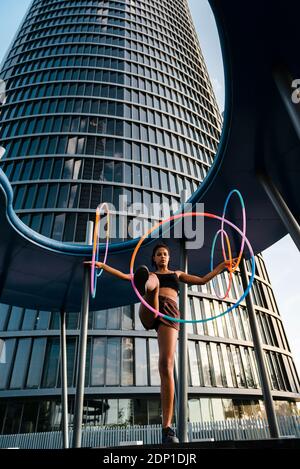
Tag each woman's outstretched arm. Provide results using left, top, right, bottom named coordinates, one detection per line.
left=176, top=258, right=238, bottom=285
left=83, top=261, right=131, bottom=281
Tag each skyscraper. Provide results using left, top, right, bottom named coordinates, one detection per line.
left=0, top=0, right=299, bottom=434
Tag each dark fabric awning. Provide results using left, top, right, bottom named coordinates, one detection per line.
left=0, top=0, right=299, bottom=311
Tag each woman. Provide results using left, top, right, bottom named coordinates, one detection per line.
left=85, top=243, right=236, bottom=444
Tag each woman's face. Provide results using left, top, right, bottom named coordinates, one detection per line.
left=153, top=248, right=170, bottom=269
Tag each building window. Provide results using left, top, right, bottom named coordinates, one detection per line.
left=121, top=338, right=133, bottom=386
left=22, top=309, right=37, bottom=330
left=42, top=338, right=60, bottom=388
left=7, top=306, right=24, bottom=331
left=135, top=338, right=148, bottom=386
left=0, top=339, right=16, bottom=389
left=106, top=337, right=121, bottom=386
left=26, top=338, right=47, bottom=388
left=188, top=341, right=200, bottom=387
left=10, top=338, right=32, bottom=389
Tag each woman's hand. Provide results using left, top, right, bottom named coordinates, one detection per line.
left=82, top=262, right=129, bottom=280
left=83, top=261, right=104, bottom=269
left=219, top=257, right=239, bottom=271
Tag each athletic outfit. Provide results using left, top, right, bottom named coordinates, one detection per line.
left=135, top=266, right=180, bottom=444
left=138, top=270, right=181, bottom=332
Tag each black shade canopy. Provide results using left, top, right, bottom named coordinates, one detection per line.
left=0, top=0, right=299, bottom=311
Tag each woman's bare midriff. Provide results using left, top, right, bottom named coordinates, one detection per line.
left=159, top=287, right=178, bottom=300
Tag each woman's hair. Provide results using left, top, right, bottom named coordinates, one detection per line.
left=151, top=243, right=171, bottom=268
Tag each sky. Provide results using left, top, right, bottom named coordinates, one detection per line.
left=0, top=0, right=299, bottom=372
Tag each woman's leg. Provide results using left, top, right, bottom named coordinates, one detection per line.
left=139, top=273, right=159, bottom=329
left=157, top=324, right=178, bottom=428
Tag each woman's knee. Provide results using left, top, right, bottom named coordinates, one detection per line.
left=145, top=273, right=159, bottom=293
left=159, top=356, right=175, bottom=377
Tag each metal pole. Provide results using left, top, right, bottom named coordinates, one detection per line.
left=59, top=309, right=69, bottom=449
left=273, top=65, right=300, bottom=141
left=258, top=171, right=300, bottom=252
left=72, top=221, right=93, bottom=448
left=239, top=257, right=280, bottom=438
left=173, top=364, right=179, bottom=427
left=178, top=190, right=188, bottom=443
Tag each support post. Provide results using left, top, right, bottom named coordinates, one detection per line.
left=173, top=364, right=179, bottom=427
left=72, top=221, right=94, bottom=448
left=239, top=257, right=280, bottom=438
left=178, top=190, right=188, bottom=443
left=59, top=309, right=69, bottom=449
left=258, top=171, right=300, bottom=252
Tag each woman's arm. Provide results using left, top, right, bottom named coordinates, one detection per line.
left=83, top=261, right=131, bottom=281
left=177, top=258, right=238, bottom=285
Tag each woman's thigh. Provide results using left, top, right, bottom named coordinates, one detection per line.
left=139, top=303, right=157, bottom=329
left=157, top=324, right=178, bottom=364
left=138, top=276, right=159, bottom=329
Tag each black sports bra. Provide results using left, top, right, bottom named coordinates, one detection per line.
left=155, top=272, right=180, bottom=293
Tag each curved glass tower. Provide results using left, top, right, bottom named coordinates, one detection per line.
left=0, top=0, right=221, bottom=242
left=0, top=0, right=299, bottom=434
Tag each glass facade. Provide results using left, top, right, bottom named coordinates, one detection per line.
left=0, top=0, right=221, bottom=242
left=0, top=397, right=299, bottom=434
left=0, top=0, right=299, bottom=435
